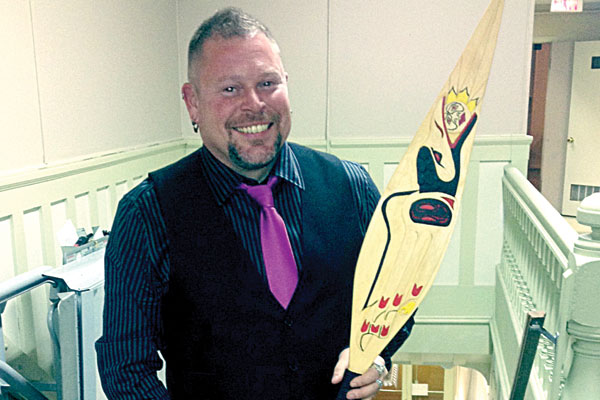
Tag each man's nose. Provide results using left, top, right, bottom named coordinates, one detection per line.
left=241, top=89, right=265, bottom=112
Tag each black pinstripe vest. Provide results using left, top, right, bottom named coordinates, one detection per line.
left=149, top=143, right=363, bottom=399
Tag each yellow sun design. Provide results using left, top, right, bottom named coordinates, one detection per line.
left=446, top=88, right=478, bottom=112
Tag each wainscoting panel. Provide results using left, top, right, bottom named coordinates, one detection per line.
left=0, top=134, right=531, bottom=379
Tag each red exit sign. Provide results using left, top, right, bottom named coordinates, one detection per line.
left=551, top=0, right=583, bottom=12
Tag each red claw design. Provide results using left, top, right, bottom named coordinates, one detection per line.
left=370, top=324, right=380, bottom=334
left=381, top=325, right=390, bottom=337
left=379, top=296, right=390, bottom=309
left=361, top=320, right=370, bottom=333
left=393, top=294, right=403, bottom=307
left=412, top=284, right=423, bottom=297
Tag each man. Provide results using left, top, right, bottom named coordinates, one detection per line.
left=96, top=7, right=414, bottom=400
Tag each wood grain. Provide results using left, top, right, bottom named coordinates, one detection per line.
left=346, top=0, right=505, bottom=375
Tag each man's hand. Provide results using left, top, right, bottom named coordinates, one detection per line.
left=331, top=348, right=387, bottom=400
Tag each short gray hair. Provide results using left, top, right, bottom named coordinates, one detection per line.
left=187, top=7, right=277, bottom=78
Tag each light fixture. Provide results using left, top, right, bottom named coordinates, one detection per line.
left=551, top=0, right=583, bottom=12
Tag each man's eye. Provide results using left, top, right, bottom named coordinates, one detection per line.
left=261, top=81, right=274, bottom=88
left=223, top=87, right=236, bottom=93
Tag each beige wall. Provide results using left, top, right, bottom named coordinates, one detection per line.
left=540, top=41, right=574, bottom=211
left=327, top=0, right=532, bottom=139
left=177, top=0, right=534, bottom=141
left=176, top=0, right=330, bottom=141
left=534, top=4, right=600, bottom=211
left=1, top=0, right=181, bottom=173
left=1, top=1, right=45, bottom=172
left=2, top=0, right=533, bottom=174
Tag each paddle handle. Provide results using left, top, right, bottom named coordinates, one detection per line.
left=334, top=370, right=360, bottom=400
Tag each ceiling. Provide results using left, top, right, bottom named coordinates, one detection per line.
left=533, top=1, right=600, bottom=42
left=534, top=0, right=600, bottom=10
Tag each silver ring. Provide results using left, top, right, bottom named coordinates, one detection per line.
left=375, top=378, right=383, bottom=388
left=371, top=362, right=386, bottom=377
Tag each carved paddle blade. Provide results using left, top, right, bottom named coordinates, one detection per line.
left=347, top=0, right=505, bottom=375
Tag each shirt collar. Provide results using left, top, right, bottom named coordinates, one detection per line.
left=275, top=142, right=305, bottom=191
left=200, top=142, right=305, bottom=206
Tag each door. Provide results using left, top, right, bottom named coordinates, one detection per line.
left=561, top=40, right=600, bottom=216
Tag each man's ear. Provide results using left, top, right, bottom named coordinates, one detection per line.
left=181, top=82, right=199, bottom=123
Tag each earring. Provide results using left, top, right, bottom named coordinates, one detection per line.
left=192, top=121, right=199, bottom=133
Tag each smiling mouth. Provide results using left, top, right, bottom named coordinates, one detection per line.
left=233, top=123, right=272, bottom=134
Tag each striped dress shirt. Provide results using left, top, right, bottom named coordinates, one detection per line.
left=96, top=142, right=413, bottom=399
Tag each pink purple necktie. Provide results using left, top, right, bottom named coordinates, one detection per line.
left=239, top=176, right=298, bottom=309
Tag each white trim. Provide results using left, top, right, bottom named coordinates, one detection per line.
left=414, top=316, right=491, bottom=325
left=490, top=318, right=510, bottom=400
left=329, top=134, right=531, bottom=148
left=0, top=139, right=187, bottom=191
left=1, top=134, right=529, bottom=190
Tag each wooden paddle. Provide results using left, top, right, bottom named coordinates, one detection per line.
left=336, top=0, right=505, bottom=397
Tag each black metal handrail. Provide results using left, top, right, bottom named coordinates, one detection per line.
left=509, top=311, right=558, bottom=400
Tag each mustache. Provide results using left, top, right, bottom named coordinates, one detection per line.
left=226, top=111, right=280, bottom=128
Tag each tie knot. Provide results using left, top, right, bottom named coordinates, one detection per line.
left=239, top=176, right=279, bottom=208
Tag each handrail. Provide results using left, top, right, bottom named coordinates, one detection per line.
left=0, top=266, right=56, bottom=399
left=509, top=311, right=556, bottom=400
left=0, top=361, right=49, bottom=400
left=503, top=165, right=577, bottom=261
left=0, top=266, right=54, bottom=305
left=500, top=165, right=578, bottom=399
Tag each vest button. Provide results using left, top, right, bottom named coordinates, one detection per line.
left=288, top=362, right=299, bottom=372
left=284, top=318, right=293, bottom=327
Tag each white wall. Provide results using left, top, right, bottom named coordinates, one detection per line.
left=0, top=0, right=182, bottom=173
left=176, top=0, right=534, bottom=141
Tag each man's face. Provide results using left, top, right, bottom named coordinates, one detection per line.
left=182, top=33, right=292, bottom=180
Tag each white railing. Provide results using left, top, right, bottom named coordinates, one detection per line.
left=498, top=165, right=574, bottom=399
left=496, top=165, right=600, bottom=400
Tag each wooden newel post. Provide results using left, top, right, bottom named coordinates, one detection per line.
left=561, top=193, right=600, bottom=400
